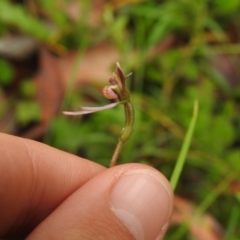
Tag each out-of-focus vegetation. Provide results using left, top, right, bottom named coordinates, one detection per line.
left=1, top=0, right=240, bottom=239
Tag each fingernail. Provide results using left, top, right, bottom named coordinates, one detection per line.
left=110, top=169, right=172, bottom=240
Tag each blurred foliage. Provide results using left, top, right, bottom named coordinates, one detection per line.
left=0, top=0, right=51, bottom=40
left=15, top=100, right=41, bottom=125
left=1, top=0, right=240, bottom=239
left=15, top=79, right=41, bottom=125
left=0, top=58, right=14, bottom=85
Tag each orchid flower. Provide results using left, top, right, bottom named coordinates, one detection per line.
left=63, top=62, right=134, bottom=167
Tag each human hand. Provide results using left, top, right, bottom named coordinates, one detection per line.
left=0, top=133, right=173, bottom=240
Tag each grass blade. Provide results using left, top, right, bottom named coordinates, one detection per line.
left=170, top=100, right=198, bottom=191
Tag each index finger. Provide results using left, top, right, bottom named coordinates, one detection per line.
left=0, top=133, right=105, bottom=239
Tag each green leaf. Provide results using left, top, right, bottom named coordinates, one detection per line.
left=215, top=0, right=240, bottom=13
left=0, top=58, right=14, bottom=85
left=37, top=0, right=69, bottom=27
left=19, top=80, right=36, bottom=98
left=15, top=101, right=41, bottom=125
left=0, top=0, right=51, bottom=40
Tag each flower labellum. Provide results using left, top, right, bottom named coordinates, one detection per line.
left=102, top=86, right=118, bottom=100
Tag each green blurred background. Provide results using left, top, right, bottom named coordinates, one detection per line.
left=0, top=0, right=240, bottom=239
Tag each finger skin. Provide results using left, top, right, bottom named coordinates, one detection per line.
left=0, top=133, right=105, bottom=239
left=0, top=133, right=173, bottom=240
left=27, top=164, right=173, bottom=240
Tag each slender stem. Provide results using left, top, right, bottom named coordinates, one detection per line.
left=110, top=140, right=124, bottom=167
left=109, top=100, right=135, bottom=167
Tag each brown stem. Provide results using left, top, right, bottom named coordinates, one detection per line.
left=109, top=140, right=124, bottom=167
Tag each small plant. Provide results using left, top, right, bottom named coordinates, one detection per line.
left=63, top=62, right=134, bottom=167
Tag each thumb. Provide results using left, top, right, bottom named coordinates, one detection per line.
left=27, top=164, right=173, bottom=240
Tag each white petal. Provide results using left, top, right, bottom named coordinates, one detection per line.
left=63, top=110, right=95, bottom=115
left=79, top=102, right=120, bottom=111
left=63, top=102, right=121, bottom=116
